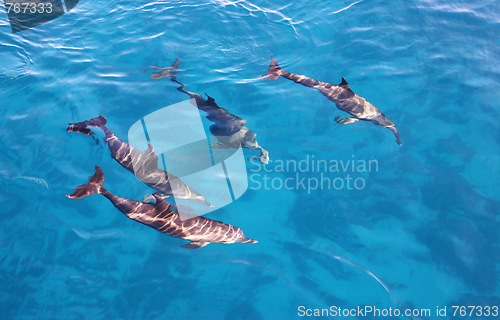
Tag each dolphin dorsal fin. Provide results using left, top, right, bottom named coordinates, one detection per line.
left=205, top=93, right=216, bottom=105
left=142, top=144, right=159, bottom=173
left=146, top=144, right=155, bottom=156
left=152, top=193, right=171, bottom=213
left=339, top=77, right=350, bottom=88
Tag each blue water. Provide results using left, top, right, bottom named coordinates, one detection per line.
left=1, top=0, right=500, bottom=319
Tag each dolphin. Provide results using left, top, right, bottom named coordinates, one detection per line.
left=143, top=59, right=269, bottom=164
left=67, top=166, right=257, bottom=249
left=143, top=58, right=181, bottom=79
left=172, top=77, right=270, bottom=164
left=67, top=115, right=211, bottom=206
left=261, top=57, right=402, bottom=145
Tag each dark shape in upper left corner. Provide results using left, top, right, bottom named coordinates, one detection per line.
left=4, top=0, right=79, bottom=33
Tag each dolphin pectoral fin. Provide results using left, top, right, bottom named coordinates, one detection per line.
left=335, top=117, right=360, bottom=125
left=142, top=193, right=155, bottom=203
left=209, top=142, right=229, bottom=149
left=181, top=241, right=210, bottom=249
left=143, top=192, right=168, bottom=203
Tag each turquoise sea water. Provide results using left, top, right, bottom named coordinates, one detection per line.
left=1, top=0, right=500, bottom=319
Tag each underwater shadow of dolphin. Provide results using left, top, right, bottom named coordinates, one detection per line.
left=67, top=166, right=257, bottom=249
left=67, top=115, right=211, bottom=206
left=143, top=60, right=269, bottom=164
left=261, top=57, right=402, bottom=145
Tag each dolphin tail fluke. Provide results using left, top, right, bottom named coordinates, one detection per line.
left=258, top=148, right=269, bottom=164
left=261, top=57, right=283, bottom=80
left=67, top=115, right=107, bottom=135
left=66, top=166, right=105, bottom=199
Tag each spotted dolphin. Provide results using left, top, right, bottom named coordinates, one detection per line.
left=67, top=166, right=257, bottom=249
left=261, top=57, right=402, bottom=145
left=67, top=115, right=211, bottom=206
left=143, top=60, right=269, bottom=164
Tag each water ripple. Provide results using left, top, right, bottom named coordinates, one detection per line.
left=0, top=44, right=33, bottom=80
left=328, top=0, right=364, bottom=16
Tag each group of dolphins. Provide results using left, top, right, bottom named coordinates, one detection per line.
left=66, top=57, right=401, bottom=249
